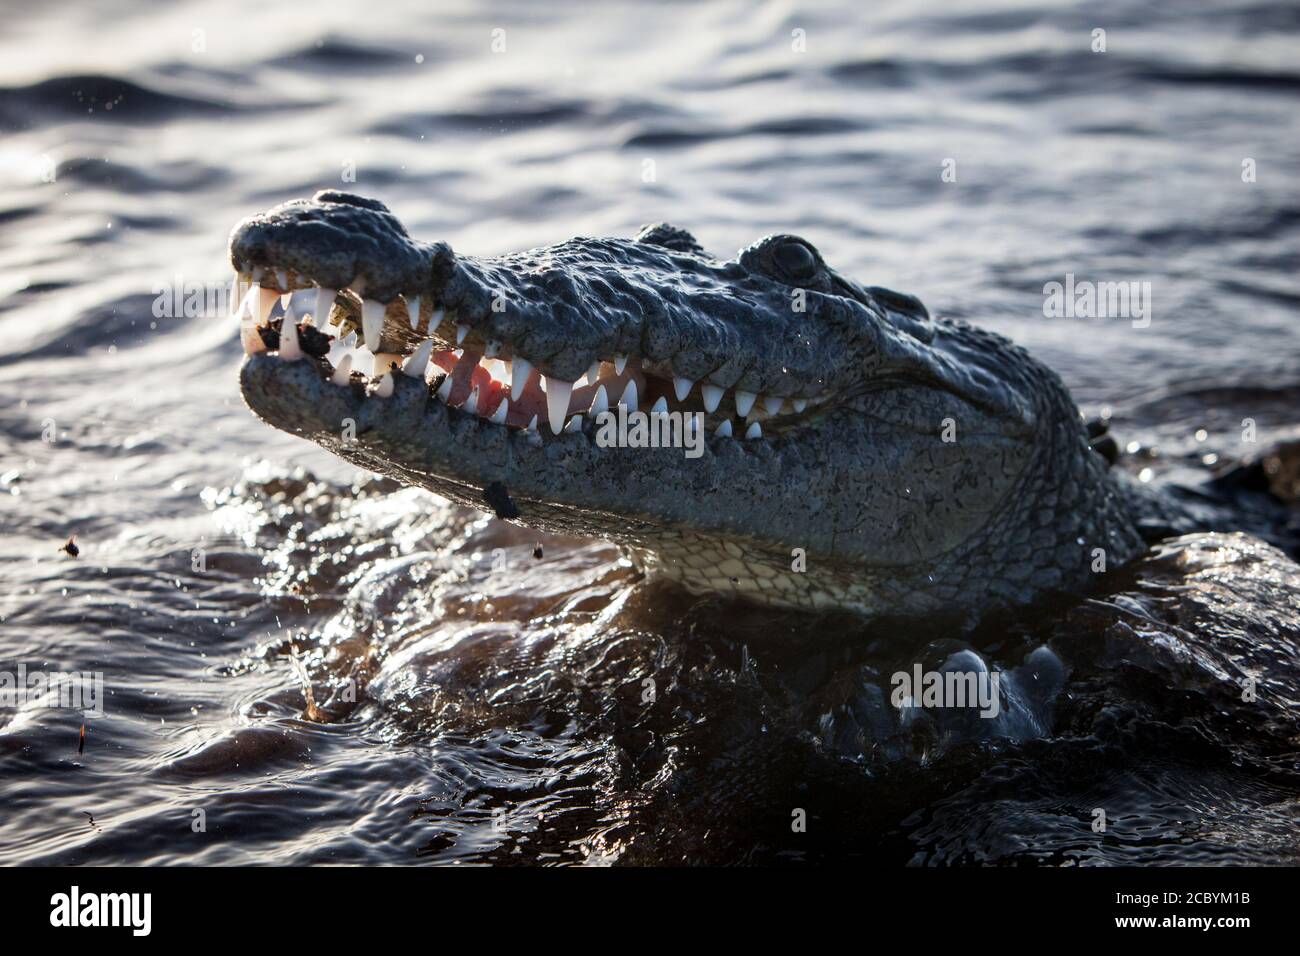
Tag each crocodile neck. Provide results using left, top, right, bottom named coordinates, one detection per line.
left=634, top=322, right=1150, bottom=621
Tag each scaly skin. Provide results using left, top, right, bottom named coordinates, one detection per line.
left=229, top=191, right=1149, bottom=622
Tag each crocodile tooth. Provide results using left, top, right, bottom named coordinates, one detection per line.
left=715, top=419, right=732, bottom=438
left=251, top=265, right=265, bottom=282
left=673, top=376, right=694, bottom=401
left=275, top=268, right=287, bottom=291
left=406, top=295, right=420, bottom=329
left=763, top=395, right=783, bottom=416
left=527, top=414, right=539, bottom=432
left=792, top=398, right=808, bottom=413
left=331, top=353, right=353, bottom=385
left=745, top=421, right=762, bottom=440
left=436, top=372, right=453, bottom=401
left=563, top=414, right=584, bottom=434
left=374, top=372, right=394, bottom=398
left=256, top=286, right=279, bottom=323
left=361, top=299, right=385, bottom=348
left=490, top=399, right=508, bottom=425
left=511, top=356, right=533, bottom=400
left=352, top=350, right=374, bottom=378
left=544, top=376, right=573, bottom=434
left=620, top=379, right=638, bottom=413
left=279, top=311, right=303, bottom=361
left=485, top=339, right=502, bottom=358
left=456, top=323, right=469, bottom=346
left=402, top=339, right=434, bottom=378
left=589, top=384, right=609, bottom=416
left=650, top=396, right=668, bottom=415
left=280, top=292, right=292, bottom=310
left=463, top=386, right=479, bottom=415
left=734, top=389, right=757, bottom=417
left=701, top=384, right=723, bottom=413
left=585, top=360, right=601, bottom=386
left=310, top=288, right=334, bottom=329
left=614, top=353, right=628, bottom=375
left=235, top=285, right=259, bottom=322
left=428, top=307, right=446, bottom=334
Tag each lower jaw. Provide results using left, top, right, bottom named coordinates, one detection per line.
left=240, top=352, right=711, bottom=517
left=241, top=353, right=887, bottom=618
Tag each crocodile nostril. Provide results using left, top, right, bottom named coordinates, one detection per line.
left=313, top=190, right=392, bottom=213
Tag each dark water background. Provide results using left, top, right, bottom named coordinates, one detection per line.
left=1, top=0, right=1298, bottom=864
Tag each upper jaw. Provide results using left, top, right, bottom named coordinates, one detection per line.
left=228, top=193, right=871, bottom=439
left=228, top=193, right=1036, bottom=448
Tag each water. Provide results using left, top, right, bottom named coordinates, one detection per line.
left=1, top=0, right=1298, bottom=864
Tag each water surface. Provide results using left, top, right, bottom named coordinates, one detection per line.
left=1, top=0, right=1298, bottom=864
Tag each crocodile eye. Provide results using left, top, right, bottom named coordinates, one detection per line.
left=774, top=240, right=817, bottom=282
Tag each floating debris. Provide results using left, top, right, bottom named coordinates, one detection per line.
left=482, top=481, right=520, bottom=520
left=257, top=316, right=332, bottom=357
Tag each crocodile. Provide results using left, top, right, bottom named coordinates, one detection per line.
left=226, top=190, right=1288, bottom=623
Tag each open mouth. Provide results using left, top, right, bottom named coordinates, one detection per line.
left=231, top=262, right=829, bottom=442
left=225, top=193, right=1058, bottom=619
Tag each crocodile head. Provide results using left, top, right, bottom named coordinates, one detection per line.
left=229, top=191, right=1143, bottom=620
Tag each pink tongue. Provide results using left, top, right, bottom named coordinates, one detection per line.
left=429, top=350, right=480, bottom=405
left=427, top=352, right=646, bottom=429
left=429, top=350, right=537, bottom=425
